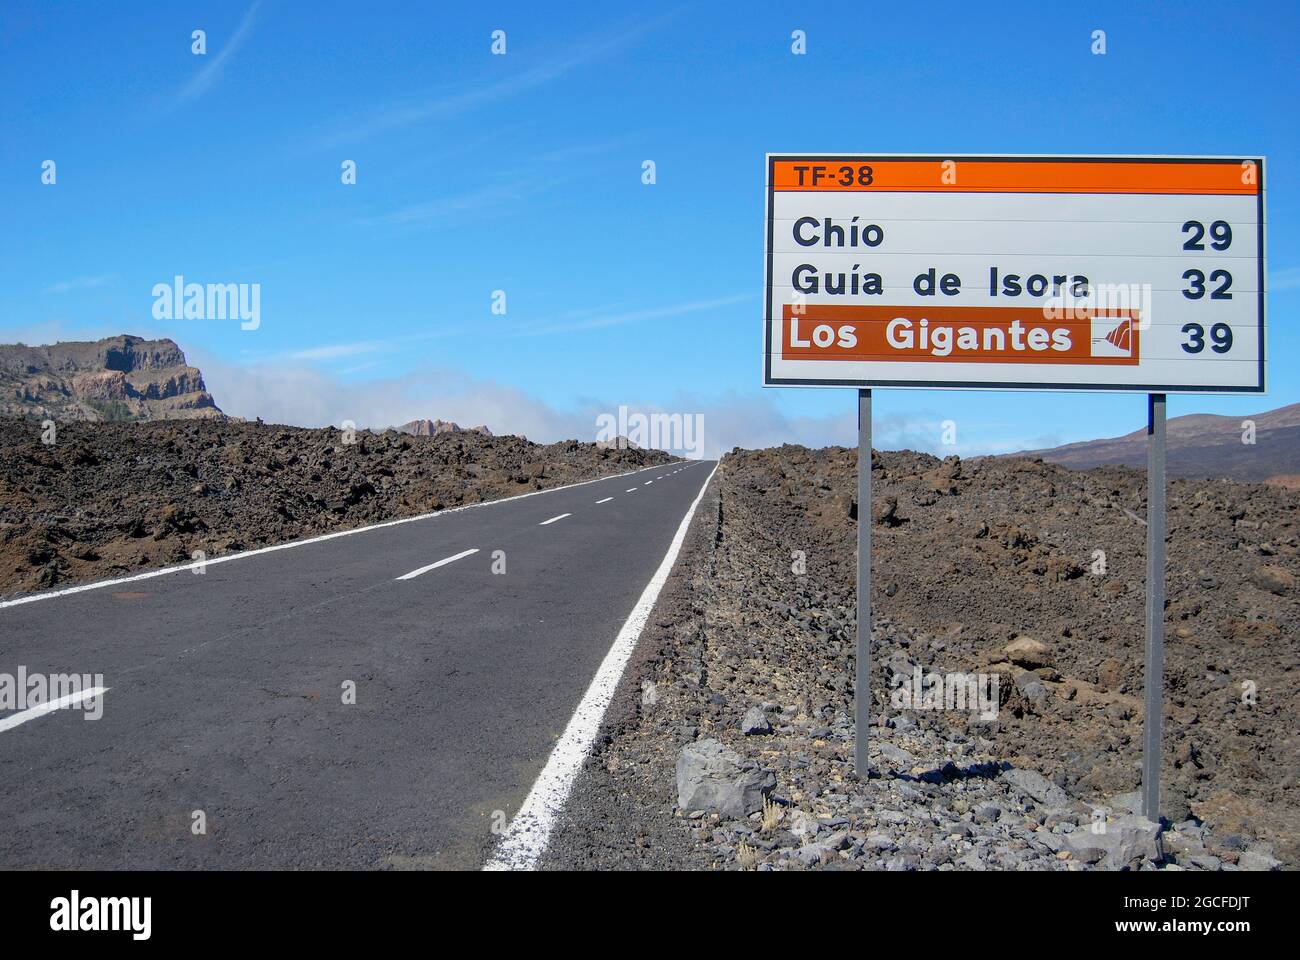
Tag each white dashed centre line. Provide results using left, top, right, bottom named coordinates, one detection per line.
left=626, top=487, right=637, bottom=492
left=0, top=461, right=662, bottom=613
left=539, top=513, right=571, bottom=526
left=395, top=548, right=480, bottom=581
left=0, top=687, right=110, bottom=735
left=595, top=497, right=613, bottom=504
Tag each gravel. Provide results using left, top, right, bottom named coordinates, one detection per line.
left=542, top=445, right=1298, bottom=870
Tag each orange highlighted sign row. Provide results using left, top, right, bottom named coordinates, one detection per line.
left=770, top=158, right=1260, bottom=195
left=781, top=304, right=1140, bottom=365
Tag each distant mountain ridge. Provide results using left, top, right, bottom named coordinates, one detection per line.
left=397, top=418, right=493, bottom=437
left=1012, top=402, right=1300, bottom=485
left=0, top=334, right=223, bottom=422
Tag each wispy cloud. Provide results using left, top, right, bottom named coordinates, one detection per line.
left=45, top=274, right=116, bottom=294
left=286, top=341, right=386, bottom=361
left=533, top=139, right=629, bottom=164
left=513, top=294, right=753, bottom=336
left=274, top=329, right=461, bottom=364
left=1269, top=266, right=1300, bottom=291
left=314, top=18, right=664, bottom=149
left=277, top=293, right=753, bottom=368
left=365, top=174, right=572, bottom=228
left=169, top=1, right=261, bottom=109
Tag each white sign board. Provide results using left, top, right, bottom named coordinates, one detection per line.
left=763, top=155, right=1266, bottom=393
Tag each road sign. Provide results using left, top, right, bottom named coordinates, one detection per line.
left=764, top=155, right=1266, bottom=393
left=764, top=155, right=1270, bottom=822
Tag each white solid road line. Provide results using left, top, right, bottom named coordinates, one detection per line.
left=0, top=687, right=110, bottom=735
left=0, top=462, right=670, bottom=611
left=595, top=497, right=613, bottom=504
left=538, top=513, right=571, bottom=526
left=395, top=548, right=480, bottom=581
left=484, top=460, right=719, bottom=871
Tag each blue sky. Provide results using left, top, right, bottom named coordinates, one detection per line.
left=1, top=1, right=1296, bottom=457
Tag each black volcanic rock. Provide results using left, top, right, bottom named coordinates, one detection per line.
left=0, top=416, right=674, bottom=596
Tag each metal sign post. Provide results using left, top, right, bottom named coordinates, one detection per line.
left=855, top=388, right=872, bottom=777
left=1142, top=393, right=1167, bottom=820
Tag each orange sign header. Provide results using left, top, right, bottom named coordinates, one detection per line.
left=770, top=158, right=1259, bottom=195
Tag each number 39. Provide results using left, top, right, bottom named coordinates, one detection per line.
left=1181, top=322, right=1233, bottom=354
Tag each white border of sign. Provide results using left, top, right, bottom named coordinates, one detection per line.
left=762, top=154, right=1267, bottom=395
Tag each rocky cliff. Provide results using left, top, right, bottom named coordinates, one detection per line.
left=397, top=418, right=493, bottom=437
left=0, top=334, right=223, bottom=422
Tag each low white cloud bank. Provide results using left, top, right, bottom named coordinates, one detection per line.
left=198, top=355, right=1055, bottom=459
left=0, top=326, right=1059, bottom=458
left=200, top=356, right=581, bottom=442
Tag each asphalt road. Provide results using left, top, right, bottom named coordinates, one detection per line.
left=0, top=459, right=714, bottom=869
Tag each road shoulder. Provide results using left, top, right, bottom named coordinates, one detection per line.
left=539, top=465, right=722, bottom=869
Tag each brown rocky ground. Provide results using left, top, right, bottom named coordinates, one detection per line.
left=543, top=446, right=1298, bottom=870
left=0, top=416, right=673, bottom=597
